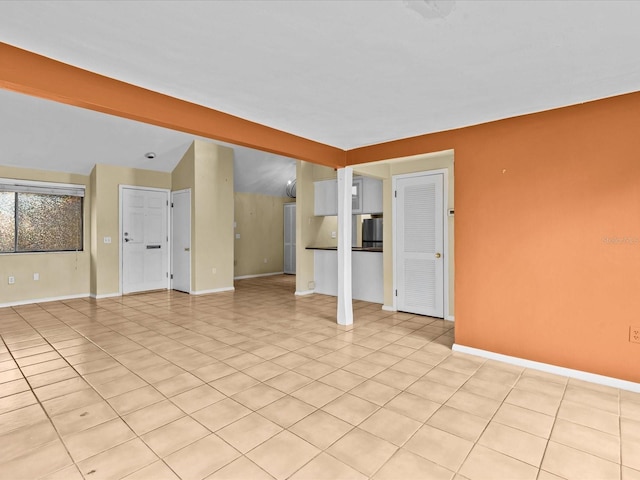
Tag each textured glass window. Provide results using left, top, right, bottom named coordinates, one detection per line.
left=0, top=192, right=16, bottom=253
left=16, top=193, right=83, bottom=252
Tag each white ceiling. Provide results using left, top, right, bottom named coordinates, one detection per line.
left=1, top=0, right=639, bottom=188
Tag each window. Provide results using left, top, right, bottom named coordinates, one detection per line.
left=0, top=179, right=84, bottom=253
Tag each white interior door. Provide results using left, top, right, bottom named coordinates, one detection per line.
left=283, top=203, right=296, bottom=274
left=122, top=187, right=168, bottom=294
left=395, top=173, right=444, bottom=317
left=171, top=189, right=191, bottom=292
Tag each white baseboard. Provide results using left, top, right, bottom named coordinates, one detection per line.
left=191, top=287, right=235, bottom=295
left=90, top=292, right=122, bottom=300
left=0, top=293, right=90, bottom=308
left=234, top=272, right=284, bottom=280
left=382, top=305, right=397, bottom=312
left=295, top=290, right=315, bottom=296
left=446, top=315, right=455, bottom=322
left=453, top=344, right=640, bottom=393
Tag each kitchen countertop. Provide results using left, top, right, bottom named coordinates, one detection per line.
left=306, top=246, right=383, bottom=252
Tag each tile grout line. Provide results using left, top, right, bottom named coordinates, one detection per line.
left=534, top=371, right=569, bottom=480
left=0, top=330, right=80, bottom=476
left=14, top=302, right=186, bottom=478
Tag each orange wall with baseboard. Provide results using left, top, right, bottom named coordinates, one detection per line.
left=349, top=92, right=640, bottom=383
left=2, top=42, right=639, bottom=383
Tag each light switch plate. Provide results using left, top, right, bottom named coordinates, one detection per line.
left=103, top=237, right=112, bottom=244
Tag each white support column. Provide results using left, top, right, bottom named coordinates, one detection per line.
left=337, top=167, right=353, bottom=326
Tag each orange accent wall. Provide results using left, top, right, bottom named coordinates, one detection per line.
left=349, top=92, right=640, bottom=383
left=0, top=42, right=345, bottom=168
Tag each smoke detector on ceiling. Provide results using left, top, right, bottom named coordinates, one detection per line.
left=144, top=152, right=156, bottom=159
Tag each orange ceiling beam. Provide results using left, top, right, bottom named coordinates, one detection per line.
left=0, top=42, right=346, bottom=169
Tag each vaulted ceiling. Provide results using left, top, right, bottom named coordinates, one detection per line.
left=1, top=1, right=639, bottom=192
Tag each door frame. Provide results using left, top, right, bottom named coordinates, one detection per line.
left=119, top=185, right=171, bottom=296
left=171, top=188, right=191, bottom=293
left=392, top=168, right=449, bottom=319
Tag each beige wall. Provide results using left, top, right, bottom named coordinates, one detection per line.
left=0, top=165, right=90, bottom=305
left=171, top=142, right=195, bottom=192
left=192, top=141, right=234, bottom=292
left=234, top=192, right=293, bottom=278
left=91, top=163, right=171, bottom=297
left=295, top=161, right=315, bottom=293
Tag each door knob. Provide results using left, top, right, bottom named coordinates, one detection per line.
left=435, top=252, right=441, bottom=258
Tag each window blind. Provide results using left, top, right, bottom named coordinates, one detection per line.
left=0, top=178, right=85, bottom=197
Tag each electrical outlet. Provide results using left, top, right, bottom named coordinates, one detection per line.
left=8, top=276, right=15, bottom=285
left=33, top=273, right=39, bottom=281
left=103, top=236, right=112, bottom=244
left=331, top=231, right=336, bottom=238
left=630, top=326, right=640, bottom=344
left=212, top=267, right=217, bottom=275
left=264, top=258, right=268, bottom=263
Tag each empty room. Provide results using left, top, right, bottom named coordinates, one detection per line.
left=0, top=1, right=639, bottom=479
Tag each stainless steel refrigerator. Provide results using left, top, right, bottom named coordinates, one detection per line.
left=362, top=218, right=383, bottom=248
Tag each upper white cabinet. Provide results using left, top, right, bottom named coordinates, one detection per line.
left=314, top=176, right=382, bottom=216
left=361, top=176, right=383, bottom=214
left=314, top=179, right=338, bottom=216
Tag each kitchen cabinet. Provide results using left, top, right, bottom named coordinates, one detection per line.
left=314, top=179, right=338, bottom=216
left=312, top=249, right=384, bottom=303
left=314, top=176, right=382, bottom=216
left=361, top=176, right=383, bottom=214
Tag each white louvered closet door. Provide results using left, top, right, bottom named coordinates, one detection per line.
left=283, top=203, right=296, bottom=274
left=396, top=173, right=444, bottom=317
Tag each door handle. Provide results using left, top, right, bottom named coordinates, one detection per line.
left=184, top=248, right=190, bottom=252
left=435, top=252, right=441, bottom=258
left=124, top=238, right=132, bottom=242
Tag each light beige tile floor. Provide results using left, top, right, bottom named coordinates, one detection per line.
left=1, top=274, right=639, bottom=479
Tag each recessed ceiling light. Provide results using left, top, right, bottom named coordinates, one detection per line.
left=144, top=152, right=156, bottom=159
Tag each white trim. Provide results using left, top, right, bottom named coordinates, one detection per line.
left=382, top=305, right=397, bottom=312
left=234, top=272, right=284, bottom=280
left=295, top=290, right=315, bottom=296
left=119, top=185, right=171, bottom=296
left=89, top=292, right=122, bottom=300
left=0, top=293, right=89, bottom=308
left=446, top=315, right=455, bottom=322
left=392, top=168, right=449, bottom=319
left=191, top=287, right=235, bottom=295
left=452, top=344, right=640, bottom=393
left=336, top=167, right=354, bottom=326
